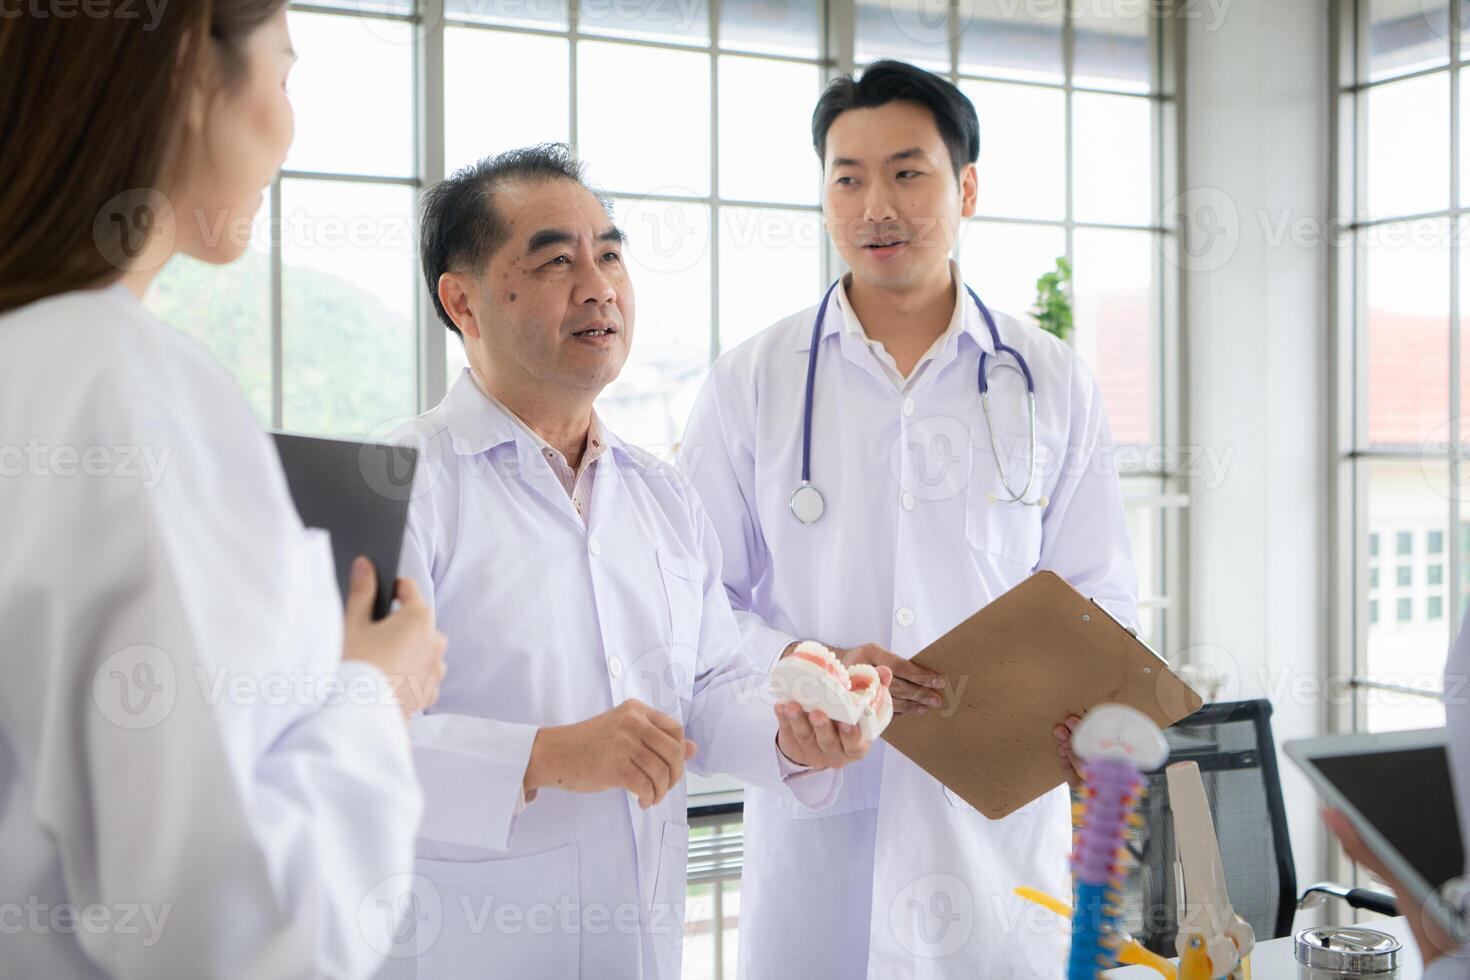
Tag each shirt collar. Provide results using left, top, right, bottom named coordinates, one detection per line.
left=797, top=259, right=996, bottom=356
left=443, top=367, right=622, bottom=463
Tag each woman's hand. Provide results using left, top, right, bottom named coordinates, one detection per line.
left=341, top=556, right=448, bottom=721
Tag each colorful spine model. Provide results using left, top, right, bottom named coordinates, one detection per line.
left=1066, top=704, right=1171, bottom=980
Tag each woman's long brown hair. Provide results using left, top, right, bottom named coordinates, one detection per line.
left=0, top=0, right=286, bottom=314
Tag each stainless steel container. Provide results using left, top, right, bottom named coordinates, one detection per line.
left=1295, top=926, right=1402, bottom=977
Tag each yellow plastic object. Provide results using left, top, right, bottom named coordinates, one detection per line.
left=1117, top=940, right=1178, bottom=977
left=1012, top=887, right=1177, bottom=980
left=1178, top=934, right=1213, bottom=980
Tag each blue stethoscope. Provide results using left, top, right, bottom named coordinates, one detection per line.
left=789, top=279, right=1047, bottom=525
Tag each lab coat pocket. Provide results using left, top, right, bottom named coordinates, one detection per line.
left=648, top=551, right=702, bottom=714
left=964, top=425, right=1044, bottom=567
left=650, top=820, right=689, bottom=951
left=397, top=844, right=580, bottom=980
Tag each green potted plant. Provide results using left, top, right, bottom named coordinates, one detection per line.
left=1030, top=256, right=1072, bottom=342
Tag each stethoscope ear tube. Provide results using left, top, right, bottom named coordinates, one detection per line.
left=792, top=279, right=1045, bottom=524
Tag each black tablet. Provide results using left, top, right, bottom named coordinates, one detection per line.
left=272, top=432, right=418, bottom=621
left=1288, top=727, right=1470, bottom=944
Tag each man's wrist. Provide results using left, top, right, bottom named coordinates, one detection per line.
left=523, top=725, right=560, bottom=795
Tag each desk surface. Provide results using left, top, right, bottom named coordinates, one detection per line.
left=1104, top=917, right=1423, bottom=978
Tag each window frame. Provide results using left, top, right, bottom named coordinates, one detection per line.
left=1329, top=0, right=1456, bottom=741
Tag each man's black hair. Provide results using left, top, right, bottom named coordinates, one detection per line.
left=418, top=142, right=605, bottom=336
left=811, top=59, right=981, bottom=177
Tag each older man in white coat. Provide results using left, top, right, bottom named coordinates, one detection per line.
left=380, top=144, right=881, bottom=980
left=678, top=61, right=1140, bottom=978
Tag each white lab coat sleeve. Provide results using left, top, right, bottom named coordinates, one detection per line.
left=37, top=358, right=423, bottom=980
left=1426, top=954, right=1470, bottom=978
left=681, top=486, right=840, bottom=811
left=1036, top=354, right=1142, bottom=632
left=396, top=476, right=539, bottom=855
left=678, top=367, right=798, bottom=671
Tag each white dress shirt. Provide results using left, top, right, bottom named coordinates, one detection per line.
left=835, top=262, right=967, bottom=393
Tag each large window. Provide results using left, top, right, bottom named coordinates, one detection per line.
left=1334, top=0, right=1457, bottom=733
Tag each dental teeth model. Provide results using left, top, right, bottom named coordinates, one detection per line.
left=768, top=640, right=895, bottom=740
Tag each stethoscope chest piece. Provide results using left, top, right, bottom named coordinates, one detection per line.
left=789, top=482, right=825, bottom=525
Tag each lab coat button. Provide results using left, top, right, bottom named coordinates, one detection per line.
left=901, top=492, right=915, bottom=511
left=895, top=607, right=915, bottom=627
left=609, top=656, right=623, bottom=678
left=588, top=535, right=602, bottom=557
left=902, top=398, right=915, bottom=417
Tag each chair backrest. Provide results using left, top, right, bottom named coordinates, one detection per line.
left=1115, top=698, right=1297, bottom=955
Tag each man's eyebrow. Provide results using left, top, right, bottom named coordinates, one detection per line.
left=526, top=228, right=576, bottom=253
left=830, top=156, right=863, bottom=169
left=597, top=226, right=626, bottom=244
left=886, top=146, right=928, bottom=164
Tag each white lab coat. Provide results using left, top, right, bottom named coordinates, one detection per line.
left=678, top=284, right=1140, bottom=979
left=0, top=283, right=424, bottom=979
left=377, top=371, right=837, bottom=980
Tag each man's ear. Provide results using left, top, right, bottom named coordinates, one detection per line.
left=959, top=162, right=978, bottom=219
left=438, top=272, right=481, bottom=341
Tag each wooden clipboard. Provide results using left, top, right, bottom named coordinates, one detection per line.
left=882, top=571, right=1203, bottom=820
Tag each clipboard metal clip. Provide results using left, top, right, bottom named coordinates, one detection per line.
left=1087, top=598, right=1169, bottom=666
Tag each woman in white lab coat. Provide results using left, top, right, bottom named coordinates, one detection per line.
left=0, top=4, right=446, bottom=978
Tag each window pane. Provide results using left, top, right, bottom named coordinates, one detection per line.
left=1073, top=228, right=1155, bottom=447
left=854, top=0, right=952, bottom=70
left=1362, top=458, right=1450, bottom=732
left=579, top=42, right=711, bottom=195
left=445, top=29, right=569, bottom=171
left=447, top=335, right=469, bottom=393
left=718, top=57, right=821, bottom=206
left=718, top=207, right=823, bottom=351
left=956, top=220, right=1066, bottom=322
left=1072, top=92, right=1151, bottom=226
left=1121, top=477, right=1163, bottom=648
left=280, top=179, right=418, bottom=436
left=284, top=12, right=414, bottom=177
left=579, top=0, right=709, bottom=45
left=1072, top=0, right=1150, bottom=94
left=446, top=0, right=568, bottom=29
left=145, top=202, right=272, bottom=425
left=1363, top=218, right=1449, bottom=449
left=1367, top=0, right=1449, bottom=82
left=600, top=197, right=711, bottom=454
left=962, top=79, right=1065, bottom=221
left=1365, top=72, right=1449, bottom=220
left=720, top=0, right=820, bottom=58
left=1460, top=217, right=1470, bottom=421
left=958, top=0, right=1063, bottom=83
left=1461, top=75, right=1470, bottom=208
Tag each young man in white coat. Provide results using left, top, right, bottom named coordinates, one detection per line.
left=380, top=144, right=881, bottom=980
left=677, top=61, right=1140, bottom=978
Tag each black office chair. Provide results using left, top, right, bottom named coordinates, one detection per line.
left=1114, top=699, right=1394, bottom=956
